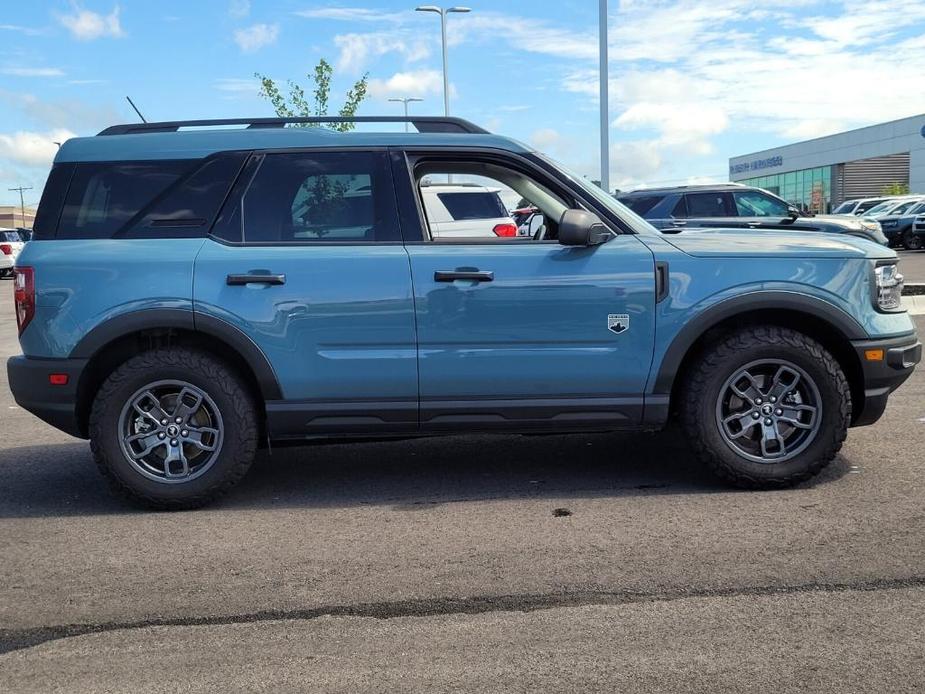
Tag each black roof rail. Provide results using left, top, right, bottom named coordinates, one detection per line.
left=97, top=116, right=489, bottom=136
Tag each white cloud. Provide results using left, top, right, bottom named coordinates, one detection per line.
left=614, top=102, right=728, bottom=154
left=2, top=67, right=65, bottom=77
left=0, top=24, right=46, bottom=36
left=228, top=0, right=250, bottom=19
left=214, top=77, right=257, bottom=93
left=55, top=4, right=125, bottom=41
left=367, top=70, right=444, bottom=99
left=0, top=129, right=76, bottom=167
left=233, top=23, right=279, bottom=53
left=530, top=128, right=562, bottom=151
left=334, top=32, right=429, bottom=73
left=294, top=8, right=405, bottom=23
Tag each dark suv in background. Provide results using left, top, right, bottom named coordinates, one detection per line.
left=619, top=183, right=888, bottom=245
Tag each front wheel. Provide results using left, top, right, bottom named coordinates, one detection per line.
left=89, top=348, right=258, bottom=509
left=680, top=326, right=850, bottom=488
left=902, top=229, right=923, bottom=251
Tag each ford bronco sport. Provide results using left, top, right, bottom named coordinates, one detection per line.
left=7, top=116, right=921, bottom=508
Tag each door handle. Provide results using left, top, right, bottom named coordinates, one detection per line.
left=226, top=273, right=286, bottom=286
left=434, top=270, right=494, bottom=282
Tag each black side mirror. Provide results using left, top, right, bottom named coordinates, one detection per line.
left=558, top=209, right=613, bottom=246
left=787, top=207, right=800, bottom=219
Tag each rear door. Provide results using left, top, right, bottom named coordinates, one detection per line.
left=193, top=149, right=418, bottom=438
left=673, top=191, right=740, bottom=229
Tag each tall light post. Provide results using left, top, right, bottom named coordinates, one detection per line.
left=599, top=0, right=610, bottom=194
left=415, top=5, right=470, bottom=117
left=388, top=97, right=424, bottom=131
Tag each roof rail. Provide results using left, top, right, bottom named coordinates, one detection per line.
left=97, top=116, right=489, bottom=136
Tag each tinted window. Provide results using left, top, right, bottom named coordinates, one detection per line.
left=683, top=192, right=732, bottom=217
left=242, top=152, right=398, bottom=243
left=436, top=191, right=508, bottom=220
left=59, top=160, right=195, bottom=239
left=123, top=153, right=247, bottom=238
left=856, top=199, right=886, bottom=214
left=32, top=163, right=75, bottom=240
left=620, top=195, right=664, bottom=216
left=832, top=201, right=855, bottom=214
left=733, top=190, right=789, bottom=217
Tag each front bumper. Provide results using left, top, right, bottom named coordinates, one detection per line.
left=850, top=333, right=921, bottom=426
left=7, top=355, right=89, bottom=438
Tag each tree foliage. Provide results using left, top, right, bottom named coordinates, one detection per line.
left=881, top=182, right=910, bottom=195
left=256, top=58, right=369, bottom=132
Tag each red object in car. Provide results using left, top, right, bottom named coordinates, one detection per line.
left=14, top=267, right=35, bottom=336
left=0, top=244, right=12, bottom=255
left=492, top=223, right=518, bottom=237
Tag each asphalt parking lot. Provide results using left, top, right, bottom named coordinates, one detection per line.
left=898, top=248, right=925, bottom=284
left=0, top=278, right=923, bottom=693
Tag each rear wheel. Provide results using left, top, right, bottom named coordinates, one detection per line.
left=902, top=229, right=923, bottom=251
left=680, top=326, right=850, bottom=488
left=89, top=348, right=258, bottom=509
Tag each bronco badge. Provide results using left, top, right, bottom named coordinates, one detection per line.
left=608, top=314, right=630, bottom=334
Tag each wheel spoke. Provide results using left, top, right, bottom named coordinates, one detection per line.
left=730, top=371, right=763, bottom=405
left=722, top=411, right=760, bottom=439
left=125, top=432, right=165, bottom=460
left=163, top=441, right=190, bottom=478
left=778, top=404, right=818, bottom=430
left=768, top=366, right=801, bottom=401
left=173, top=387, right=204, bottom=422
left=132, top=390, right=170, bottom=425
left=760, top=421, right=788, bottom=459
left=184, top=426, right=219, bottom=453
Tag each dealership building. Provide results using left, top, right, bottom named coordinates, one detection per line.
left=729, top=113, right=925, bottom=213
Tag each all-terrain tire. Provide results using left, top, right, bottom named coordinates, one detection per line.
left=680, top=326, right=851, bottom=489
left=89, top=347, right=258, bottom=510
left=902, top=229, right=923, bottom=251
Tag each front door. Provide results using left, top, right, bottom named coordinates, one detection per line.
left=193, top=150, right=418, bottom=437
left=394, top=150, right=657, bottom=430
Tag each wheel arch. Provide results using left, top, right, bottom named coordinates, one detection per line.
left=654, top=292, right=868, bottom=424
left=71, top=309, right=281, bottom=438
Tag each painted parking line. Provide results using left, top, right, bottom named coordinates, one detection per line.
left=902, top=295, right=925, bottom=315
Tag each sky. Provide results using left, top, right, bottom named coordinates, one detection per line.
left=2, top=0, right=925, bottom=207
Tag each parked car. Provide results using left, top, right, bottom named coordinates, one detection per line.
left=419, top=183, right=519, bottom=238
left=832, top=197, right=895, bottom=216
left=618, top=183, right=888, bottom=244
left=876, top=200, right=925, bottom=249
left=860, top=196, right=923, bottom=220
left=7, top=116, right=920, bottom=508
left=909, top=214, right=925, bottom=250
left=0, top=228, right=27, bottom=278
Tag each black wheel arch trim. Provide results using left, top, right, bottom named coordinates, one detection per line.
left=69, top=308, right=283, bottom=400
left=652, top=291, right=868, bottom=395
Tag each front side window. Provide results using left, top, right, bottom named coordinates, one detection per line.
left=856, top=199, right=886, bottom=214
left=733, top=190, right=790, bottom=217
left=241, top=151, right=398, bottom=243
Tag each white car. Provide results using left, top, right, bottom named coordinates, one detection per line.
left=419, top=184, right=520, bottom=239
left=0, top=228, right=27, bottom=278
left=861, top=196, right=924, bottom=219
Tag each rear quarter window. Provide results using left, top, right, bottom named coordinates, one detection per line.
left=619, top=195, right=664, bottom=216
left=437, top=191, right=508, bottom=220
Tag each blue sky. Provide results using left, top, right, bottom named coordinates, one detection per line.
left=2, top=0, right=925, bottom=207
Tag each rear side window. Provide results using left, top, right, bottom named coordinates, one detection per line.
left=619, top=195, right=663, bottom=216
left=240, top=151, right=399, bottom=244
left=31, top=163, right=75, bottom=240
left=682, top=192, right=733, bottom=217
left=59, top=160, right=195, bottom=239
left=436, top=191, right=508, bottom=220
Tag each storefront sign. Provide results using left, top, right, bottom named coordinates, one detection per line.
left=729, top=155, right=784, bottom=176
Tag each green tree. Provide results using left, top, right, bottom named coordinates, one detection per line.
left=255, top=58, right=369, bottom=132
left=881, top=182, right=910, bottom=195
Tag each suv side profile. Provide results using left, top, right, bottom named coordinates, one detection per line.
left=7, top=116, right=921, bottom=509
left=619, top=183, right=888, bottom=245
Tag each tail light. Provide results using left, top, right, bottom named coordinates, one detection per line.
left=492, top=223, right=518, bottom=238
left=0, top=244, right=11, bottom=255
left=13, top=267, right=35, bottom=336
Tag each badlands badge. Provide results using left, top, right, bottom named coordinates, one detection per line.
left=607, top=314, right=630, bottom=334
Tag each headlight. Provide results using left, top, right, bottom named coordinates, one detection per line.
left=860, top=219, right=881, bottom=232
left=874, top=263, right=904, bottom=311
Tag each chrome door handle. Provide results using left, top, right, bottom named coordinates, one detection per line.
left=226, top=273, right=286, bottom=286
left=434, top=271, right=494, bottom=282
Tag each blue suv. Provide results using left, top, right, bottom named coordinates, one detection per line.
left=7, top=116, right=921, bottom=508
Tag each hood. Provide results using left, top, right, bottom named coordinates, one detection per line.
left=811, top=213, right=878, bottom=230
left=661, top=228, right=895, bottom=259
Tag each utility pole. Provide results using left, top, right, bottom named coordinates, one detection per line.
left=388, top=97, right=424, bottom=131
left=415, top=6, right=471, bottom=117
left=8, top=186, right=32, bottom=227
left=599, top=0, right=610, bottom=194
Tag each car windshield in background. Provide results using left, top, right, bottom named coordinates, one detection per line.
left=864, top=201, right=909, bottom=216
left=832, top=201, right=855, bottom=214
left=1, top=231, right=21, bottom=242
left=437, top=191, right=508, bottom=220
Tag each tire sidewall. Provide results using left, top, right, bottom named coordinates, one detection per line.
left=698, top=341, right=847, bottom=482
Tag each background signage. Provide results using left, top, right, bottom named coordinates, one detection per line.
left=730, top=155, right=783, bottom=175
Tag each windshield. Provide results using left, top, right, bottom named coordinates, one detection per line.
left=832, top=201, right=856, bottom=214
left=908, top=201, right=925, bottom=215
left=531, top=152, right=659, bottom=235
left=863, top=201, right=899, bottom=217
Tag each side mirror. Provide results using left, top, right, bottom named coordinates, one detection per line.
left=527, top=213, right=546, bottom=238
left=787, top=207, right=800, bottom=219
left=558, top=209, right=613, bottom=246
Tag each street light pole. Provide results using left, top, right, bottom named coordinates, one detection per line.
left=415, top=6, right=470, bottom=117
left=8, top=186, right=32, bottom=228
left=599, top=0, right=610, bottom=194
left=388, top=97, right=424, bottom=131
